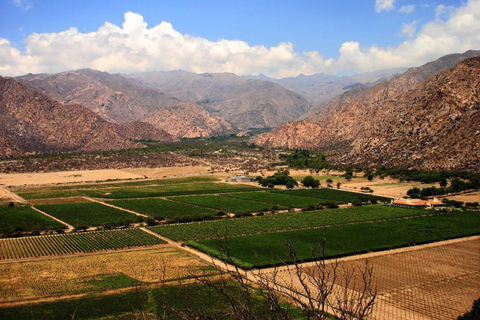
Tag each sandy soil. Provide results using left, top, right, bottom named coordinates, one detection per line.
left=443, top=190, right=480, bottom=203
left=0, top=169, right=143, bottom=187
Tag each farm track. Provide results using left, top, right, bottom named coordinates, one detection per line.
left=83, top=197, right=150, bottom=218
left=30, top=206, right=74, bottom=232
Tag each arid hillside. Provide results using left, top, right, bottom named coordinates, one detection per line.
left=0, top=76, right=145, bottom=157
left=16, top=69, right=180, bottom=124
left=145, top=102, right=235, bottom=138
left=130, top=70, right=312, bottom=129
left=255, top=56, right=480, bottom=171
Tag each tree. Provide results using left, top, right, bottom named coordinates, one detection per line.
left=189, top=233, right=376, bottom=320
left=440, top=178, right=448, bottom=188
left=302, top=175, right=320, bottom=188
left=345, top=175, right=352, bottom=181
left=337, top=182, right=342, bottom=189
left=367, top=174, right=374, bottom=181
left=326, top=178, right=333, bottom=184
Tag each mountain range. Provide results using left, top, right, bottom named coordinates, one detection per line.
left=2, top=50, right=479, bottom=171
left=255, top=51, right=480, bottom=171
left=129, top=70, right=312, bottom=129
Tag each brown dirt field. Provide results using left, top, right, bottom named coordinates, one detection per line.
left=311, top=238, right=480, bottom=320
left=443, top=190, right=480, bottom=203
left=0, top=246, right=215, bottom=304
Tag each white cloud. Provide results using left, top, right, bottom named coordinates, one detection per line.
left=1, top=0, right=480, bottom=78
left=12, top=0, right=31, bottom=10
left=399, top=5, right=415, bottom=13
left=376, top=0, right=396, bottom=12
left=402, top=21, right=417, bottom=37
left=435, top=4, right=456, bottom=21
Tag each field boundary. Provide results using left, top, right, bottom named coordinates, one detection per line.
left=30, top=206, right=74, bottom=232
left=83, top=197, right=150, bottom=218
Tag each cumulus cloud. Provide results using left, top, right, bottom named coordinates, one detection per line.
left=375, top=0, right=396, bottom=13
left=1, top=0, right=480, bottom=77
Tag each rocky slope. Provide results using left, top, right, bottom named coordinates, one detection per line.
left=130, top=71, right=311, bottom=129
left=145, top=102, right=235, bottom=138
left=309, top=50, right=480, bottom=119
left=255, top=55, right=480, bottom=171
left=120, top=121, right=178, bottom=142
left=248, top=73, right=358, bottom=106
left=0, top=76, right=146, bottom=157
left=16, top=69, right=180, bottom=124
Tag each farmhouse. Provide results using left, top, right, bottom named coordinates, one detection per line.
left=392, top=198, right=444, bottom=208
left=226, top=174, right=254, bottom=183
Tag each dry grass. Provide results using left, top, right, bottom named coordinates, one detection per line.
left=0, top=246, right=214, bottom=303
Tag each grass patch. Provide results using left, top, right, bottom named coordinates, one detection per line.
left=0, top=205, right=64, bottom=236
left=148, top=205, right=431, bottom=242
left=0, top=280, right=302, bottom=319
left=36, top=202, right=143, bottom=228
left=108, top=198, right=219, bottom=221
left=169, top=195, right=285, bottom=214
left=189, top=211, right=480, bottom=269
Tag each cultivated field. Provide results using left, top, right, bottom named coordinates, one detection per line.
left=187, top=211, right=480, bottom=268
left=0, top=228, right=165, bottom=260
left=0, top=168, right=478, bottom=319
left=0, top=246, right=213, bottom=302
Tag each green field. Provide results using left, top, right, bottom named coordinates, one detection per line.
left=13, top=177, right=262, bottom=200
left=0, top=205, right=65, bottom=236
left=35, top=202, right=142, bottom=228
left=273, top=188, right=389, bottom=203
left=0, top=280, right=300, bottom=320
left=0, top=228, right=165, bottom=260
left=169, top=195, right=285, bottom=214
left=148, top=205, right=431, bottom=241
left=108, top=198, right=219, bottom=221
left=224, top=191, right=325, bottom=208
left=189, top=211, right=480, bottom=268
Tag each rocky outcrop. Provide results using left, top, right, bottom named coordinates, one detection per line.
left=16, top=69, right=180, bottom=124
left=120, top=121, right=178, bottom=142
left=255, top=55, right=480, bottom=171
left=0, top=76, right=144, bottom=157
left=130, top=71, right=312, bottom=129
left=145, top=102, right=235, bottom=138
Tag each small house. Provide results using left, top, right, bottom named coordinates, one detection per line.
left=226, top=174, right=254, bottom=183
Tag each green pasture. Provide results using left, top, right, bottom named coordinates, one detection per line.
left=148, top=205, right=431, bottom=242
left=0, top=205, right=64, bottom=236
left=169, top=195, right=285, bottom=214
left=36, top=202, right=142, bottom=228
left=108, top=198, right=219, bottom=221
left=189, top=211, right=480, bottom=268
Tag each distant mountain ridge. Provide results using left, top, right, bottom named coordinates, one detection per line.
left=129, top=70, right=312, bottom=130
left=255, top=51, right=480, bottom=171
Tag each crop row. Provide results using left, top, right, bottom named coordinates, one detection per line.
left=189, top=211, right=480, bottom=269
left=272, top=188, right=390, bottom=203
left=148, top=205, right=430, bottom=241
left=168, top=195, right=286, bottom=213
left=0, top=229, right=165, bottom=260
left=14, top=179, right=260, bottom=200
left=0, top=206, right=64, bottom=236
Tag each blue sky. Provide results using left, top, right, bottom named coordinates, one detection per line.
left=1, top=0, right=479, bottom=77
